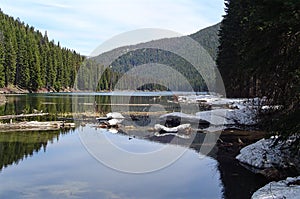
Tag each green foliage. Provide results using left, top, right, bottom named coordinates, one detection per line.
left=217, top=0, right=300, bottom=136
left=0, top=31, right=5, bottom=87
left=0, top=10, right=84, bottom=91
left=189, top=23, right=221, bottom=61
left=109, top=48, right=208, bottom=91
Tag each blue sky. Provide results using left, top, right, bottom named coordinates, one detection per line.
left=0, top=0, right=225, bottom=55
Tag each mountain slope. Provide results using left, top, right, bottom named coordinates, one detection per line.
left=82, top=23, right=221, bottom=92
left=189, top=23, right=221, bottom=61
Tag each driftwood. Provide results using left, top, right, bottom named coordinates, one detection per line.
left=0, top=121, right=75, bottom=132
left=0, top=113, right=49, bottom=120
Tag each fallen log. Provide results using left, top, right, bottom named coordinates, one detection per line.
left=0, top=121, right=75, bottom=132
left=0, top=113, right=49, bottom=120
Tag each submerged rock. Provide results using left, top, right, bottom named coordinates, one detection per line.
left=252, top=176, right=300, bottom=199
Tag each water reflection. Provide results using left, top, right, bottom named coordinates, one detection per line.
left=0, top=93, right=269, bottom=198
left=0, top=126, right=223, bottom=199
left=0, top=93, right=182, bottom=121
left=0, top=129, right=73, bottom=172
left=90, top=124, right=268, bottom=198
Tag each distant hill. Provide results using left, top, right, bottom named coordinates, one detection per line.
left=81, top=23, right=221, bottom=92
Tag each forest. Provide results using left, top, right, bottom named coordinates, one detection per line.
left=217, top=0, right=299, bottom=139
left=0, top=9, right=84, bottom=92
left=82, top=23, right=221, bottom=92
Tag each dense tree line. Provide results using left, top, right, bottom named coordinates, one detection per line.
left=0, top=9, right=84, bottom=91
left=217, top=0, right=299, bottom=137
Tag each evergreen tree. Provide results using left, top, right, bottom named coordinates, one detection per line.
left=0, top=31, right=5, bottom=87
left=3, top=35, right=17, bottom=86
left=0, top=9, right=84, bottom=91
left=217, top=0, right=300, bottom=137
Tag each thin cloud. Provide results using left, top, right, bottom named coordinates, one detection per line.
left=0, top=0, right=225, bottom=55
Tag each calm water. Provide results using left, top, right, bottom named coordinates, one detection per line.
left=0, top=93, right=268, bottom=199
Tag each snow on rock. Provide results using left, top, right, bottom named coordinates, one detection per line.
left=160, top=105, right=256, bottom=127
left=236, top=135, right=299, bottom=170
left=196, top=109, right=234, bottom=125
left=107, top=118, right=124, bottom=126
left=106, top=112, right=125, bottom=119
left=166, top=95, right=259, bottom=127
left=154, top=123, right=191, bottom=133
left=107, top=112, right=125, bottom=125
left=236, top=138, right=285, bottom=169
left=252, top=176, right=300, bottom=199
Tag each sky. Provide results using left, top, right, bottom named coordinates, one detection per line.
left=0, top=0, right=225, bottom=55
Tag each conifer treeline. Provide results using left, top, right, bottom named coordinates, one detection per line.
left=217, top=0, right=299, bottom=106
left=0, top=9, right=84, bottom=91
left=217, top=0, right=299, bottom=136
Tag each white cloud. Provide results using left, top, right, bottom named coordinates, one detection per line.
left=0, top=0, right=225, bottom=55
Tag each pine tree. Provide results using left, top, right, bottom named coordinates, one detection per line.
left=15, top=27, right=29, bottom=88
left=4, top=34, right=17, bottom=86
left=0, top=31, right=5, bottom=87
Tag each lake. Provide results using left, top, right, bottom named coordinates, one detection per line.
left=0, top=93, right=268, bottom=199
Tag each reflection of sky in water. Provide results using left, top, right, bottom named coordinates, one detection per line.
left=100, top=128, right=165, bottom=154
left=0, top=126, right=222, bottom=199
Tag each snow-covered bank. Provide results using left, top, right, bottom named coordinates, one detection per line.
left=161, top=95, right=260, bottom=130
left=252, top=176, right=300, bottom=199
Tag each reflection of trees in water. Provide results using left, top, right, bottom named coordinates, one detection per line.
left=0, top=95, right=74, bottom=121
left=0, top=129, right=73, bottom=171
left=146, top=132, right=268, bottom=199
left=95, top=95, right=180, bottom=114
left=216, top=153, right=268, bottom=199
left=1, top=94, right=181, bottom=121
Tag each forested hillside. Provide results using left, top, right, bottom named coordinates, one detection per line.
left=83, top=23, right=220, bottom=92
left=189, top=23, right=220, bottom=60
left=0, top=9, right=84, bottom=92
left=217, top=0, right=299, bottom=137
